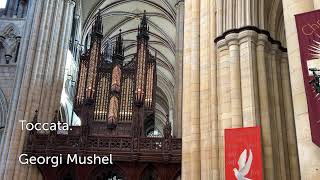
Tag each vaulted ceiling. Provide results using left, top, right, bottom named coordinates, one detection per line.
left=80, top=0, right=176, bottom=87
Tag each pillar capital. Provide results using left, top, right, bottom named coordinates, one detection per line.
left=216, top=39, right=228, bottom=50
left=238, top=30, right=258, bottom=44
left=257, top=34, right=268, bottom=43
left=225, top=33, right=239, bottom=47
left=270, top=43, right=280, bottom=54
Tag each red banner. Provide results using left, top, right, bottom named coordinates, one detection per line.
left=295, top=9, right=320, bottom=147
left=225, top=127, right=263, bottom=180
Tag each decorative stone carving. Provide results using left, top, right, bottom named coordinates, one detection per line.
left=0, top=24, right=20, bottom=64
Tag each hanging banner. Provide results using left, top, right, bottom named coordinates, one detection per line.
left=225, top=126, right=263, bottom=180
left=295, top=9, right=320, bottom=147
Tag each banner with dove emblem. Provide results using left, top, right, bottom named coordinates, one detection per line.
left=225, top=126, right=263, bottom=180
left=295, top=9, right=320, bottom=147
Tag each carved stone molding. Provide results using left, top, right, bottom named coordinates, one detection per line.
left=214, top=26, right=287, bottom=52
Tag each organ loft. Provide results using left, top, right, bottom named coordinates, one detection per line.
left=24, top=11, right=181, bottom=180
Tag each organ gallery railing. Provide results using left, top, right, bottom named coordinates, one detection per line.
left=25, top=132, right=181, bottom=163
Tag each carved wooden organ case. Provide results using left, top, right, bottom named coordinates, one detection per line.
left=25, top=11, right=181, bottom=180
left=74, top=11, right=157, bottom=137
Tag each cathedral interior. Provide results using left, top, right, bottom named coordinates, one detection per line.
left=0, top=0, right=320, bottom=180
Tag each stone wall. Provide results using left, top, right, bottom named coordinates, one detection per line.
left=0, top=64, right=16, bottom=103
left=0, top=18, right=25, bottom=102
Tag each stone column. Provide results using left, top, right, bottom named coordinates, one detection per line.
left=256, top=34, right=275, bottom=180
left=270, top=44, right=287, bottom=180
left=209, top=0, right=219, bottom=179
left=217, top=39, right=230, bottom=180
left=0, top=0, right=75, bottom=179
left=313, top=0, right=320, bottom=9
left=48, top=0, right=75, bottom=120
left=181, top=0, right=192, bottom=178
left=189, top=0, right=200, bottom=179
left=1, top=0, right=51, bottom=178
left=174, top=0, right=184, bottom=138
left=280, top=52, right=300, bottom=180
left=239, top=30, right=260, bottom=127
left=199, top=0, right=215, bottom=178
left=226, top=34, right=242, bottom=128
left=182, top=0, right=218, bottom=179
left=215, top=28, right=296, bottom=180
left=281, top=0, right=320, bottom=179
left=0, top=0, right=39, bottom=176
left=38, top=0, right=65, bottom=123
left=216, top=0, right=223, bottom=35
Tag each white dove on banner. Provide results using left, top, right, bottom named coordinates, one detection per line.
left=233, top=149, right=253, bottom=180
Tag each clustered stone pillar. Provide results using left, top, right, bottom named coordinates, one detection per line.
left=238, top=31, right=260, bottom=127
left=226, top=34, right=242, bottom=128
left=217, top=39, right=231, bottom=180
left=214, top=29, right=299, bottom=180
left=182, top=0, right=216, bottom=179
left=199, top=0, right=216, bottom=178
left=174, top=0, right=184, bottom=138
left=182, top=0, right=304, bottom=178
left=282, top=0, right=320, bottom=179
left=183, top=0, right=199, bottom=178
left=0, top=0, right=75, bottom=179
left=256, top=34, right=275, bottom=179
